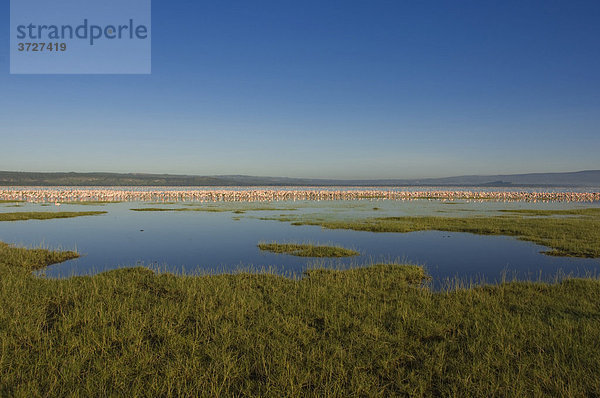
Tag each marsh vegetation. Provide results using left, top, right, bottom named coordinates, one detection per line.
left=258, top=242, right=359, bottom=257
left=1, top=200, right=599, bottom=395
left=62, top=201, right=123, bottom=205
left=0, top=211, right=107, bottom=222
left=1, top=243, right=599, bottom=396
left=131, top=206, right=297, bottom=213
left=263, top=207, right=600, bottom=258
left=0, top=242, right=79, bottom=270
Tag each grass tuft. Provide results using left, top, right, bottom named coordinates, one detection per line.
left=258, top=242, right=359, bottom=257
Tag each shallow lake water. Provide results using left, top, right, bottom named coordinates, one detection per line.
left=1, top=198, right=599, bottom=285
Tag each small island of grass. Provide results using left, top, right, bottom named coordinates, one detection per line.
left=0, top=242, right=79, bottom=270
left=0, top=211, right=107, bottom=222
left=131, top=206, right=297, bottom=213
left=61, top=201, right=122, bottom=205
left=258, top=242, right=359, bottom=257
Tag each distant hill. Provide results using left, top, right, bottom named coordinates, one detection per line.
left=396, top=170, right=600, bottom=187
left=0, top=170, right=599, bottom=187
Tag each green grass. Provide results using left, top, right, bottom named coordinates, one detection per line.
left=0, top=200, right=25, bottom=203
left=0, top=211, right=107, bottom=222
left=61, top=201, right=122, bottom=205
left=131, top=206, right=297, bottom=213
left=1, top=243, right=599, bottom=396
left=266, top=209, right=600, bottom=258
left=497, top=208, right=600, bottom=216
left=258, top=242, right=360, bottom=257
left=0, top=242, right=79, bottom=271
left=131, top=207, right=227, bottom=212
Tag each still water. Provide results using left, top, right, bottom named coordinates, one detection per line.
left=1, top=199, right=599, bottom=284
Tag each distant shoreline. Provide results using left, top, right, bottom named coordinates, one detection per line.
left=1, top=170, right=599, bottom=188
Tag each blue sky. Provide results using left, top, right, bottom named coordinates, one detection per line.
left=1, top=0, right=599, bottom=179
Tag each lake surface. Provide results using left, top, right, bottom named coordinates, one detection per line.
left=1, top=197, right=599, bottom=285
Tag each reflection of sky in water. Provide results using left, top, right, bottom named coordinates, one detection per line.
left=0, top=200, right=599, bottom=285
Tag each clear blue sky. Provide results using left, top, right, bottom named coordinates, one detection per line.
left=1, top=0, right=599, bottom=179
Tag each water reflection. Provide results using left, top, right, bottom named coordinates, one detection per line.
left=0, top=200, right=598, bottom=284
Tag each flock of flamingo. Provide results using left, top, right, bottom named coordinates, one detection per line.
left=1, top=187, right=599, bottom=203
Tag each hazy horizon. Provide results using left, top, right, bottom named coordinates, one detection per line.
left=1, top=167, right=600, bottom=181
left=1, top=1, right=599, bottom=178
left=1, top=168, right=599, bottom=181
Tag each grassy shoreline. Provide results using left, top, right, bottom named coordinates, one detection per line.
left=1, top=243, right=599, bottom=396
left=0, top=211, right=107, bottom=222
left=262, top=208, right=600, bottom=258
left=0, top=242, right=79, bottom=270
left=131, top=206, right=297, bottom=213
